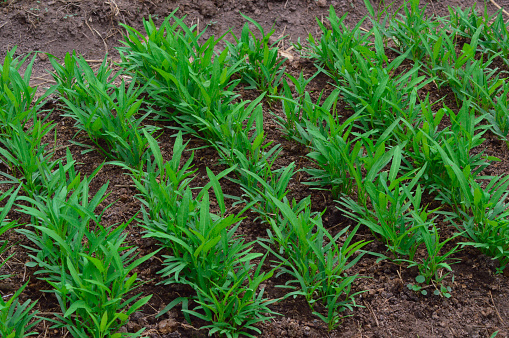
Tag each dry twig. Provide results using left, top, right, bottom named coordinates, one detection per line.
left=364, top=300, right=380, bottom=327
left=490, top=0, right=509, bottom=17
left=489, top=291, right=506, bottom=326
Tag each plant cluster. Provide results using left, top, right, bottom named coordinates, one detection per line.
left=49, top=52, right=159, bottom=168
left=226, top=13, right=286, bottom=95
left=127, top=132, right=279, bottom=337
left=17, top=175, right=156, bottom=337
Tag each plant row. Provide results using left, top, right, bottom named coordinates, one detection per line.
left=293, top=1, right=509, bottom=295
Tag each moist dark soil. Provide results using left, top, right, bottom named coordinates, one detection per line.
left=1, top=0, right=509, bottom=337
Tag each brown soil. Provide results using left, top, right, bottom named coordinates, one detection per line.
left=1, top=0, right=509, bottom=337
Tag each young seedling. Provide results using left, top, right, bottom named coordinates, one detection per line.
left=226, top=13, right=287, bottom=95
left=260, top=195, right=368, bottom=331
left=119, top=11, right=243, bottom=121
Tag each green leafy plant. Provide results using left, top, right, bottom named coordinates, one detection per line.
left=404, top=222, right=460, bottom=296
left=18, top=173, right=155, bottom=337
left=46, top=234, right=156, bottom=338
left=17, top=172, right=110, bottom=272
left=443, top=172, right=509, bottom=273
left=298, top=112, right=361, bottom=198
left=226, top=13, right=286, bottom=94
left=199, top=94, right=264, bottom=150
left=131, top=131, right=277, bottom=335
left=484, top=11, right=509, bottom=67
left=380, top=0, right=441, bottom=61
left=426, top=102, right=493, bottom=207
left=261, top=196, right=368, bottom=331
left=447, top=4, right=509, bottom=66
left=428, top=25, right=504, bottom=108
left=333, top=122, right=402, bottom=208
left=184, top=255, right=280, bottom=338
left=48, top=51, right=115, bottom=104
left=407, top=274, right=453, bottom=297
left=0, top=48, right=51, bottom=133
left=406, top=275, right=429, bottom=296
left=0, top=281, right=41, bottom=338
left=119, top=12, right=243, bottom=121
left=237, top=163, right=301, bottom=225
left=154, top=198, right=276, bottom=336
left=151, top=185, right=252, bottom=289
left=423, top=112, right=509, bottom=273
left=207, top=96, right=293, bottom=203
left=0, top=121, right=57, bottom=197
left=53, top=54, right=158, bottom=167
left=0, top=186, right=41, bottom=338
left=218, top=129, right=283, bottom=200
left=129, top=130, right=197, bottom=227
left=258, top=195, right=316, bottom=256
left=401, top=99, right=491, bottom=187
left=339, top=146, right=428, bottom=260
left=0, top=186, right=20, bottom=279
left=401, top=98, right=449, bottom=185
left=430, top=107, right=498, bottom=211
left=274, top=87, right=340, bottom=142
left=337, top=45, right=430, bottom=138
left=225, top=137, right=282, bottom=201
left=480, top=81, right=509, bottom=148
left=272, top=70, right=320, bottom=139
left=442, top=49, right=502, bottom=108
left=301, top=5, right=371, bottom=81
left=448, top=4, right=491, bottom=42
left=461, top=60, right=503, bottom=112
left=35, top=148, right=84, bottom=199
